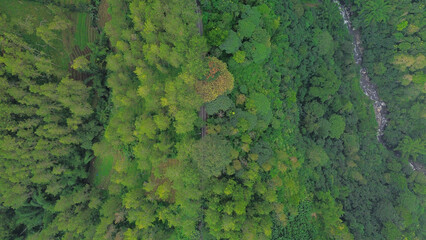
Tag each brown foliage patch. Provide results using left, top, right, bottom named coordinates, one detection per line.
left=98, top=0, right=112, bottom=28
left=195, top=57, right=234, bottom=102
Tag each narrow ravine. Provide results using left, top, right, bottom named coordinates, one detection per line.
left=333, top=1, right=425, bottom=174
left=333, top=0, right=388, bottom=142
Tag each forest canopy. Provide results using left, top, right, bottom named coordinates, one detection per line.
left=0, top=0, right=424, bottom=239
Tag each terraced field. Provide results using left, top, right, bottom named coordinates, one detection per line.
left=0, top=0, right=71, bottom=72
left=0, top=0, right=98, bottom=75
left=69, top=46, right=91, bottom=80
left=90, top=142, right=126, bottom=188
left=69, top=12, right=99, bottom=80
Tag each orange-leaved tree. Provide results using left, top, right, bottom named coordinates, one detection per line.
left=195, top=57, right=234, bottom=102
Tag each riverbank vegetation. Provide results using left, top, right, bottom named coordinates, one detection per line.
left=346, top=0, right=425, bottom=164
left=0, top=0, right=424, bottom=239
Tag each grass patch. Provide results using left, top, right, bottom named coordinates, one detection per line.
left=74, top=13, right=89, bottom=50
left=74, top=12, right=98, bottom=50
left=93, top=155, right=114, bottom=186
left=90, top=141, right=125, bottom=188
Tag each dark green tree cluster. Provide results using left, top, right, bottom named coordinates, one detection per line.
left=286, top=0, right=425, bottom=239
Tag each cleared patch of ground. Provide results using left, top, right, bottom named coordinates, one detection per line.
left=89, top=141, right=126, bottom=188
left=98, top=0, right=112, bottom=28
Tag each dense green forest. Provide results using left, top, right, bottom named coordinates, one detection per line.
left=0, top=0, right=424, bottom=239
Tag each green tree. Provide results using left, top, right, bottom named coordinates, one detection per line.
left=396, top=136, right=426, bottom=161
left=191, top=135, right=232, bottom=177
left=205, top=95, right=233, bottom=115
left=308, top=66, right=340, bottom=102
left=329, top=114, right=345, bottom=139
left=343, top=134, right=360, bottom=155
left=71, top=56, right=90, bottom=71
left=307, top=144, right=330, bottom=167
left=314, top=30, right=334, bottom=56
left=233, top=50, right=246, bottom=64
left=358, top=0, right=391, bottom=26
left=48, top=15, right=71, bottom=31
left=220, top=31, right=241, bottom=54
left=36, top=25, right=57, bottom=45
left=251, top=42, right=271, bottom=64
left=246, top=92, right=272, bottom=125
left=237, top=18, right=256, bottom=39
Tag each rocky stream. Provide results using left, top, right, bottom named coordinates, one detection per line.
left=333, top=1, right=424, bottom=174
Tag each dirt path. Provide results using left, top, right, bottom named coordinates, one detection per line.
left=196, top=0, right=203, bottom=36
left=196, top=0, right=207, bottom=141
left=195, top=2, right=206, bottom=239
left=199, top=105, right=207, bottom=138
